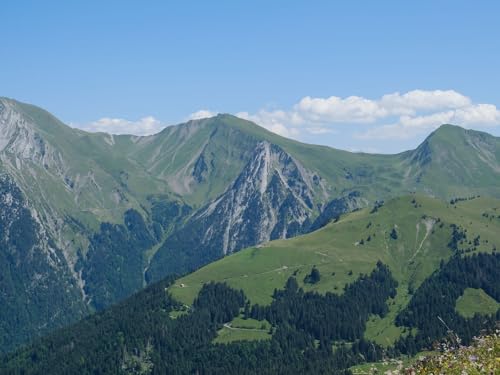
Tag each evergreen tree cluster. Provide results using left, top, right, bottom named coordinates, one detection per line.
left=395, top=253, right=500, bottom=354
left=0, top=276, right=179, bottom=374
left=303, top=266, right=321, bottom=284
left=449, top=196, right=480, bottom=205
left=447, top=224, right=467, bottom=252
left=80, top=209, right=157, bottom=310
left=250, top=261, right=398, bottom=342
left=193, top=282, right=246, bottom=323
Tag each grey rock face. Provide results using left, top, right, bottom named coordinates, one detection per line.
left=147, top=142, right=326, bottom=281
left=198, top=141, right=315, bottom=254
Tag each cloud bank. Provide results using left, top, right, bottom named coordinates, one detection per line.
left=72, top=90, right=500, bottom=151
left=188, top=109, right=218, bottom=120
left=73, top=116, right=166, bottom=136
left=232, top=90, right=500, bottom=141
left=73, top=110, right=219, bottom=136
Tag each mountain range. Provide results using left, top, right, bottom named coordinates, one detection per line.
left=1, top=97, right=500, bottom=354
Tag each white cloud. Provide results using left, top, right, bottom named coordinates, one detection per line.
left=74, top=116, right=166, bottom=136
left=188, top=109, right=218, bottom=120
left=291, top=90, right=471, bottom=124
left=296, top=95, right=386, bottom=123
left=71, top=90, right=500, bottom=147
left=380, top=90, right=471, bottom=115
left=236, top=110, right=301, bottom=138
left=232, top=90, right=500, bottom=142
left=73, top=109, right=218, bottom=136
left=453, top=104, right=500, bottom=126
left=357, top=103, right=500, bottom=140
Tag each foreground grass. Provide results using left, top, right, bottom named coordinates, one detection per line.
left=350, top=351, right=436, bottom=374
left=353, top=332, right=500, bottom=374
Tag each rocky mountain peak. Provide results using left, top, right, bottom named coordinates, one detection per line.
left=0, top=99, right=67, bottom=175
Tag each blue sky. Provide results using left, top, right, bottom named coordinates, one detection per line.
left=2, top=1, right=500, bottom=153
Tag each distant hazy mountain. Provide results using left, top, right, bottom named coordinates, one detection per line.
left=1, top=97, right=500, bottom=352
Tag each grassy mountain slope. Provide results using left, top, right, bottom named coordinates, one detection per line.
left=6, top=99, right=162, bottom=221
left=402, top=124, right=500, bottom=197
left=170, top=195, right=500, bottom=345
left=126, top=116, right=265, bottom=206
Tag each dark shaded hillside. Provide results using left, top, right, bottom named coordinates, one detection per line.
left=0, top=175, right=87, bottom=353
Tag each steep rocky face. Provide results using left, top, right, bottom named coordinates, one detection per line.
left=200, top=141, right=317, bottom=253
left=0, top=174, right=88, bottom=353
left=309, top=191, right=367, bottom=231
left=0, top=100, right=67, bottom=174
left=0, top=100, right=97, bottom=308
left=146, top=142, right=324, bottom=280
left=0, top=100, right=69, bottom=232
